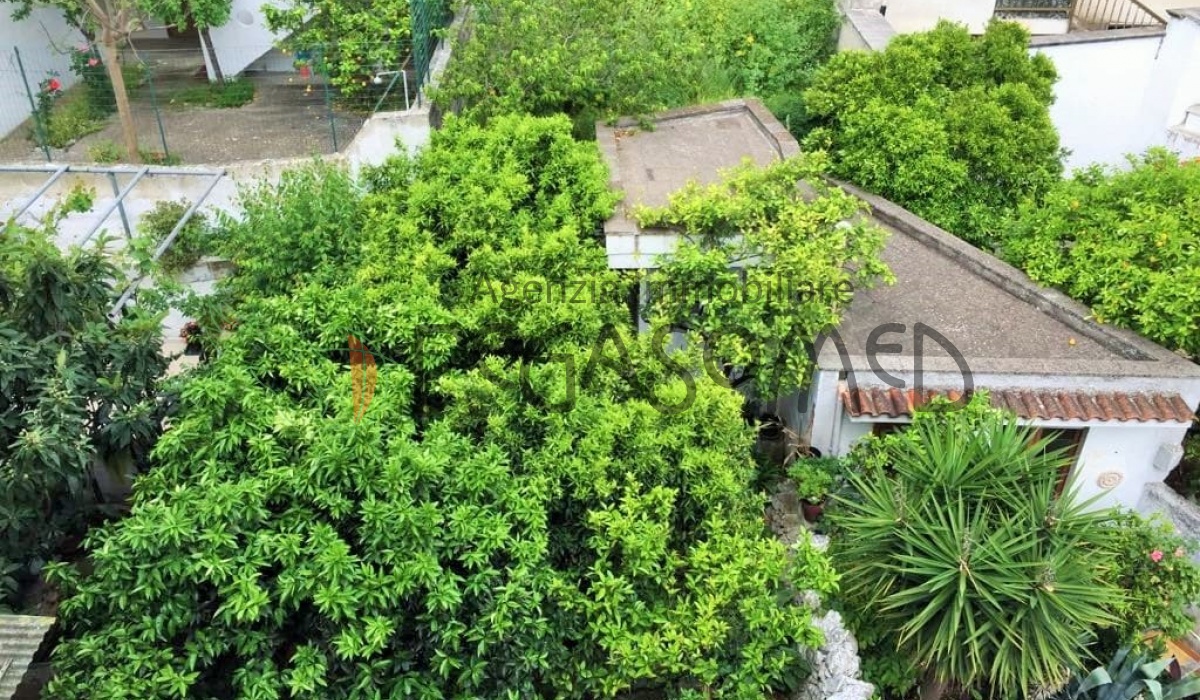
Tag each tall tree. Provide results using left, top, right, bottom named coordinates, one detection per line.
left=802, top=20, right=1062, bottom=248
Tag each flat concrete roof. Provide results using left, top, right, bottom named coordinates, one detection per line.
left=599, top=100, right=798, bottom=242
left=597, top=100, right=1200, bottom=382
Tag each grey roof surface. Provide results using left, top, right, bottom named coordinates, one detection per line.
left=836, top=220, right=1115, bottom=362
left=599, top=100, right=797, bottom=238
left=598, top=99, right=1200, bottom=382
left=0, top=615, right=53, bottom=700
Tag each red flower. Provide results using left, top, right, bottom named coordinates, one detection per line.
left=45, top=78, right=62, bottom=92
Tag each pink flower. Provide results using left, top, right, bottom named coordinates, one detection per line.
left=87, top=58, right=99, bottom=67
left=1150, top=550, right=1164, bottom=563
left=45, top=78, right=62, bottom=92
left=1175, top=547, right=1186, bottom=558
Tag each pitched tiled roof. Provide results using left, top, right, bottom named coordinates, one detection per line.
left=840, top=386, right=1196, bottom=424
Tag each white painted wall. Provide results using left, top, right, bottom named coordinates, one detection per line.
left=0, top=8, right=85, bottom=139
left=1071, top=423, right=1190, bottom=509
left=1034, top=13, right=1200, bottom=171
left=1034, top=34, right=1163, bottom=170
left=203, top=0, right=291, bottom=78
left=880, top=0, right=996, bottom=34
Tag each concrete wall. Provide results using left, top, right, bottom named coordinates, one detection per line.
left=0, top=8, right=85, bottom=139
left=880, top=0, right=996, bottom=33
left=1032, top=12, right=1200, bottom=171
left=1034, top=31, right=1165, bottom=170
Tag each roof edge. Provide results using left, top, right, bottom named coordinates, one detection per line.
left=835, top=181, right=1200, bottom=378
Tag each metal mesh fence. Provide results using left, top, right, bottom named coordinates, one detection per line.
left=0, top=0, right=452, bottom=165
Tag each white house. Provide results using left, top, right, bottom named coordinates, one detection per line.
left=597, top=99, right=1200, bottom=511
left=0, top=8, right=85, bottom=140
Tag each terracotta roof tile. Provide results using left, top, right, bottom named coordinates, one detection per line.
left=841, top=387, right=1196, bottom=424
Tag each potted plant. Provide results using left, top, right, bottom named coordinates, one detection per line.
left=789, top=458, right=836, bottom=522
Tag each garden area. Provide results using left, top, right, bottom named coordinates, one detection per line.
left=0, top=41, right=367, bottom=165
left=2, top=0, right=1200, bottom=698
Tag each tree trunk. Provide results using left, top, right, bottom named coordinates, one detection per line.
left=100, top=32, right=140, bottom=164
left=920, top=668, right=950, bottom=700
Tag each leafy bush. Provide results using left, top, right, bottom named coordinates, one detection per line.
left=436, top=0, right=839, bottom=135
left=68, top=45, right=116, bottom=118
left=214, top=160, right=364, bottom=298
left=437, top=0, right=717, bottom=134
left=48, top=114, right=839, bottom=698
left=830, top=397, right=1124, bottom=699
left=87, top=139, right=121, bottom=163
left=0, top=221, right=168, bottom=608
left=166, top=79, right=255, bottom=108
left=263, top=0, right=417, bottom=96
left=1002, top=149, right=1200, bottom=359
left=131, top=200, right=211, bottom=274
left=803, top=20, right=1062, bottom=247
left=693, top=0, right=839, bottom=98
left=788, top=458, right=834, bottom=503
left=637, top=152, right=892, bottom=397
left=41, top=91, right=106, bottom=149
left=1106, top=514, right=1200, bottom=645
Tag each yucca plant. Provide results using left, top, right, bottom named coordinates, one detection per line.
left=829, top=397, right=1126, bottom=700
left=1049, top=646, right=1200, bottom=700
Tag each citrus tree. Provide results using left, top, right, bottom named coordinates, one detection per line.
left=636, top=152, right=893, bottom=397
left=46, top=115, right=839, bottom=698
left=802, top=20, right=1062, bottom=248
left=1002, top=149, right=1200, bottom=359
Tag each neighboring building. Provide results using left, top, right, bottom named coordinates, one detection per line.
left=0, top=8, right=85, bottom=140
left=1032, top=9, right=1200, bottom=170
left=839, top=0, right=1166, bottom=39
left=598, top=98, right=1200, bottom=511
left=837, top=3, right=1200, bottom=172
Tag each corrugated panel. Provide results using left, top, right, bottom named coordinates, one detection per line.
left=0, top=615, right=54, bottom=700
left=841, top=387, right=1195, bottom=424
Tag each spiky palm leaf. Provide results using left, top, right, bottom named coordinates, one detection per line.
left=830, top=403, right=1125, bottom=697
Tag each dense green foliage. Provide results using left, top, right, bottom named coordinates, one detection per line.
left=436, top=0, right=839, bottom=135
left=0, top=217, right=167, bottom=608
left=1108, top=514, right=1200, bottom=645
left=263, top=0, right=414, bottom=95
left=830, top=398, right=1123, bottom=699
left=637, top=153, right=892, bottom=396
left=48, top=115, right=843, bottom=698
left=130, top=200, right=211, bottom=274
left=1002, top=149, right=1200, bottom=359
left=803, top=20, right=1062, bottom=247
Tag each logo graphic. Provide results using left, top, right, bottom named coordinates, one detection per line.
left=348, top=335, right=377, bottom=421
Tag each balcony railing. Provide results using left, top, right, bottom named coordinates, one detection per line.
left=1066, top=0, right=1166, bottom=29
left=994, top=0, right=1166, bottom=27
